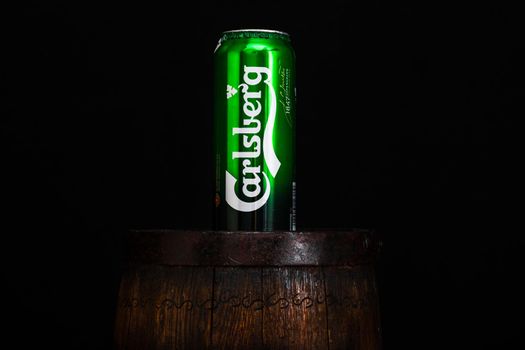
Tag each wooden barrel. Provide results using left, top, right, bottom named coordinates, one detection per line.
left=114, top=230, right=382, bottom=349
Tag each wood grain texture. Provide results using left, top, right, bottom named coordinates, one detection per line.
left=114, top=266, right=161, bottom=350
left=262, top=267, right=327, bottom=349
left=114, top=230, right=382, bottom=349
left=114, top=265, right=213, bottom=350
left=323, top=266, right=382, bottom=350
left=155, top=266, right=213, bottom=349
left=114, top=267, right=134, bottom=350
left=212, top=267, right=263, bottom=349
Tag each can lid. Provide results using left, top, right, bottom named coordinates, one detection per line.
left=223, top=29, right=289, bottom=36
left=220, top=29, right=290, bottom=42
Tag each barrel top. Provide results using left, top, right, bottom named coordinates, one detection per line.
left=125, top=230, right=380, bottom=267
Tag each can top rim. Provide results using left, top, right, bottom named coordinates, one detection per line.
left=222, top=29, right=289, bottom=36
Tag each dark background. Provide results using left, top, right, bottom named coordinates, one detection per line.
left=3, top=1, right=523, bottom=349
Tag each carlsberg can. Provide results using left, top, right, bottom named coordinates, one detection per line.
left=213, top=29, right=296, bottom=231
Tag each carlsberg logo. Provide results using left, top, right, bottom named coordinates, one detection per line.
left=225, top=65, right=281, bottom=212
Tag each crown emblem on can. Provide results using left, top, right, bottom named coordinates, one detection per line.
left=226, top=85, right=238, bottom=99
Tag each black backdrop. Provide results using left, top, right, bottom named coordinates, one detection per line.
left=3, top=1, right=523, bottom=349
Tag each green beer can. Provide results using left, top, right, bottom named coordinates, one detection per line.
left=213, top=29, right=296, bottom=231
